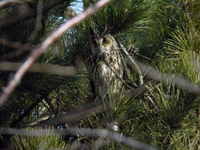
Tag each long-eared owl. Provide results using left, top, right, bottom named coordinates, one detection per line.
left=88, top=26, right=123, bottom=99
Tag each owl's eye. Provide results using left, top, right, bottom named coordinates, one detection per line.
left=94, top=42, right=97, bottom=47
left=103, top=40, right=107, bottom=46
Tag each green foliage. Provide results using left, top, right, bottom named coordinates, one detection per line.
left=169, top=122, right=200, bottom=150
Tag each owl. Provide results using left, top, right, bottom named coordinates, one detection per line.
left=87, top=26, right=123, bottom=99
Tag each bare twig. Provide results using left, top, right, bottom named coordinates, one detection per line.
left=0, top=127, right=158, bottom=150
left=0, top=0, right=112, bottom=107
left=0, top=62, right=77, bottom=76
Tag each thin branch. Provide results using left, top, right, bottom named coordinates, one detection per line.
left=0, top=127, right=158, bottom=150
left=0, top=62, right=77, bottom=76
left=0, top=0, right=112, bottom=107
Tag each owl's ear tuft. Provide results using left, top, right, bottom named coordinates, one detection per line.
left=90, top=27, right=96, bottom=35
left=102, top=25, right=110, bottom=34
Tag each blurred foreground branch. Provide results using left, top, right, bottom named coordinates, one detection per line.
left=138, top=62, right=200, bottom=95
left=0, top=127, right=157, bottom=150
left=0, top=0, right=112, bottom=107
left=0, top=62, right=77, bottom=76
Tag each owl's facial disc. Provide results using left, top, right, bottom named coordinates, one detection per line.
left=90, top=36, right=112, bottom=55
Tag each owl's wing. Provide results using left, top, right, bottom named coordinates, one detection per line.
left=87, top=55, right=97, bottom=98
left=89, top=77, right=97, bottom=98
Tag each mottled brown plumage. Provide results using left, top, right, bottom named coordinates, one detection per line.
left=87, top=26, right=123, bottom=98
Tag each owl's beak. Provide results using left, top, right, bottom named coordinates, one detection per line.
left=96, top=45, right=105, bottom=54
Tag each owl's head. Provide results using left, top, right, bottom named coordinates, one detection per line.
left=90, top=25, right=116, bottom=56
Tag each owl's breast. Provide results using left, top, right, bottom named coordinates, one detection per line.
left=89, top=54, right=123, bottom=97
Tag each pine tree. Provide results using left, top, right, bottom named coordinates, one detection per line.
left=0, top=0, right=200, bottom=149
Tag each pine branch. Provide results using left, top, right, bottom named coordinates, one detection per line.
left=0, top=62, right=77, bottom=76
left=0, top=0, right=112, bottom=107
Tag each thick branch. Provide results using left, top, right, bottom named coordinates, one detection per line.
left=0, top=0, right=71, bottom=30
